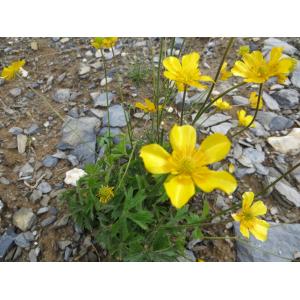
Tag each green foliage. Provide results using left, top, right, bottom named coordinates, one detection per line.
left=128, top=61, right=150, bottom=87
left=61, top=135, right=210, bottom=261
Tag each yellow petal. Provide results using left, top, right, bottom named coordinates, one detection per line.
left=199, top=75, right=214, bottom=82
left=169, top=124, right=196, bottom=154
left=232, top=212, right=241, bottom=222
left=163, top=56, right=182, bottom=74
left=193, top=167, right=237, bottom=195
left=242, top=192, right=254, bottom=210
left=249, top=200, right=267, bottom=216
left=164, top=175, right=195, bottom=209
left=250, top=219, right=270, bottom=241
left=140, top=144, right=172, bottom=174
left=240, top=223, right=250, bottom=238
left=198, top=133, right=231, bottom=165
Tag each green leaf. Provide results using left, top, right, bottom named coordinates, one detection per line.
left=192, top=227, right=203, bottom=240
left=153, top=230, right=171, bottom=251
left=201, top=199, right=210, bottom=219
left=128, top=210, right=153, bottom=230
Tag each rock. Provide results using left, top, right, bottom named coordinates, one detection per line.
left=15, top=232, right=34, bottom=248
left=133, top=112, right=151, bottom=121
left=174, top=37, right=184, bottom=50
left=67, top=154, right=79, bottom=166
left=232, top=95, right=249, bottom=105
left=267, top=128, right=300, bottom=154
left=103, top=105, right=127, bottom=127
left=100, top=77, right=113, bottom=86
left=239, top=148, right=265, bottom=168
left=235, top=222, right=300, bottom=261
left=210, top=122, right=232, bottom=135
left=9, top=127, right=23, bottom=135
left=52, top=150, right=67, bottom=159
left=256, top=111, right=281, bottom=130
left=30, top=41, right=38, bottom=50
left=30, top=190, right=43, bottom=203
left=270, top=207, right=279, bottom=215
left=250, top=121, right=269, bottom=137
left=52, top=89, right=71, bottom=103
left=235, top=167, right=256, bottom=179
left=53, top=216, right=69, bottom=229
left=57, top=240, right=72, bottom=250
left=0, top=229, right=17, bottom=259
left=37, top=181, right=52, bottom=194
left=0, top=199, right=4, bottom=212
left=64, top=168, right=87, bottom=186
left=263, top=38, right=297, bottom=56
left=42, top=155, right=58, bottom=168
left=90, top=61, right=102, bottom=70
left=254, top=163, right=269, bottom=176
left=37, top=207, right=49, bottom=215
left=60, top=116, right=100, bottom=165
left=291, top=61, right=300, bottom=88
left=64, top=247, right=72, bottom=261
left=99, top=127, right=122, bottom=137
left=91, top=92, right=115, bottom=107
left=269, top=116, right=294, bottom=131
left=292, top=159, right=300, bottom=183
left=68, top=107, right=79, bottom=118
left=78, top=64, right=91, bottom=76
left=17, top=134, right=27, bottom=154
left=177, top=249, right=196, bottom=262
left=19, top=163, right=34, bottom=178
left=13, top=208, right=36, bottom=231
left=0, top=177, right=10, bottom=185
left=41, top=215, right=56, bottom=227
left=267, top=167, right=300, bottom=207
left=272, top=89, right=299, bottom=109
left=262, top=92, right=280, bottom=111
left=9, top=88, right=22, bottom=97
left=89, top=108, right=104, bottom=119
left=28, top=247, right=40, bottom=262
left=193, top=113, right=231, bottom=128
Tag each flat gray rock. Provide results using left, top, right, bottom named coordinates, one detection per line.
left=52, top=89, right=71, bottom=103
left=262, top=92, right=280, bottom=111
left=193, top=113, right=231, bottom=128
left=13, top=208, right=36, bottom=232
left=0, top=229, right=17, bottom=259
left=103, top=105, right=127, bottom=127
left=272, top=89, right=299, bottom=109
left=269, top=116, right=294, bottom=131
left=91, top=92, right=115, bottom=107
left=60, top=116, right=101, bottom=165
left=263, top=38, right=297, bottom=56
left=235, top=222, right=300, bottom=261
left=291, top=60, right=300, bottom=88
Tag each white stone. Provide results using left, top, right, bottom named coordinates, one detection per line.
left=17, top=134, right=27, bottom=154
left=100, top=77, right=112, bottom=86
left=64, top=168, right=87, bottom=186
left=267, top=128, right=300, bottom=154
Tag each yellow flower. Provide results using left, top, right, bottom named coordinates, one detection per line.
left=98, top=185, right=114, bottom=204
left=91, top=37, right=118, bottom=49
left=267, top=47, right=296, bottom=84
left=237, top=109, right=255, bottom=128
left=140, top=125, right=237, bottom=209
left=231, top=51, right=270, bottom=83
left=163, top=52, right=213, bottom=92
left=232, top=47, right=295, bottom=84
left=197, top=258, right=205, bottom=262
left=232, top=192, right=270, bottom=241
left=228, top=163, right=235, bottom=174
left=135, top=98, right=161, bottom=113
left=220, top=62, right=232, bottom=81
left=1, top=60, right=25, bottom=80
left=213, top=98, right=232, bottom=110
left=249, top=91, right=263, bottom=109
left=237, top=45, right=250, bottom=57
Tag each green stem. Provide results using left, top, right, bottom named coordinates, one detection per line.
left=192, top=37, right=235, bottom=126
left=156, top=38, right=164, bottom=143
left=180, top=86, right=187, bottom=125
left=100, top=48, right=111, bottom=153
left=232, top=83, right=263, bottom=138
left=170, top=37, right=175, bottom=55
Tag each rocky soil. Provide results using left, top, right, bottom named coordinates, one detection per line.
left=0, top=37, right=300, bottom=261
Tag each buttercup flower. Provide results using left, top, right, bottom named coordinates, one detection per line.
left=232, top=191, right=270, bottom=241
left=237, top=45, right=250, bottom=57
left=220, top=62, right=232, bottom=81
left=1, top=60, right=25, bottom=80
left=140, top=125, right=237, bottom=208
left=91, top=37, right=118, bottom=49
left=98, top=185, right=114, bottom=204
left=228, top=163, right=235, bottom=174
left=163, top=52, right=213, bottom=92
left=231, top=51, right=270, bottom=83
left=267, top=47, right=296, bottom=84
left=135, top=98, right=161, bottom=113
left=213, top=98, right=232, bottom=110
left=232, top=47, right=295, bottom=84
left=249, top=91, right=263, bottom=109
left=237, top=109, right=255, bottom=128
